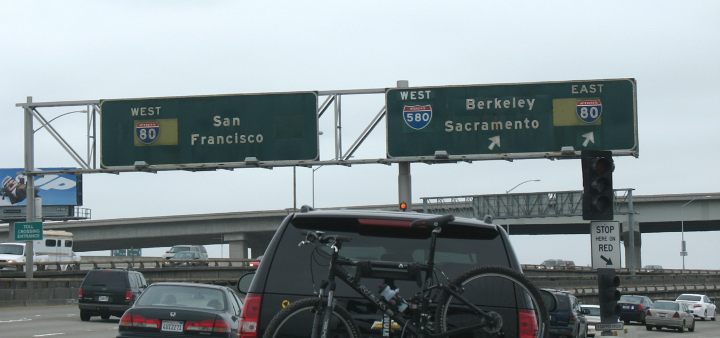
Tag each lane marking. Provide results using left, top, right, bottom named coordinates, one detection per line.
left=33, top=333, right=65, bottom=337
left=0, top=318, right=32, bottom=323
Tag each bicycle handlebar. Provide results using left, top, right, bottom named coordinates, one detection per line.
left=299, top=231, right=352, bottom=247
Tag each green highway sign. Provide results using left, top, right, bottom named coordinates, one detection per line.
left=100, top=92, right=319, bottom=168
left=386, top=79, right=637, bottom=159
left=14, top=221, right=43, bottom=241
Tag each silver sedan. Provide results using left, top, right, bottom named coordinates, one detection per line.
left=645, top=300, right=695, bottom=332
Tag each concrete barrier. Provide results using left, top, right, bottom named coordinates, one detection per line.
left=2, top=264, right=720, bottom=307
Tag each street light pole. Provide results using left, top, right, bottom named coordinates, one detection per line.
left=505, top=179, right=541, bottom=234
left=506, top=179, right=541, bottom=195
left=679, top=196, right=711, bottom=271
left=312, top=166, right=323, bottom=208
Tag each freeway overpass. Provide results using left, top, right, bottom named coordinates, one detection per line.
left=1, top=191, right=719, bottom=264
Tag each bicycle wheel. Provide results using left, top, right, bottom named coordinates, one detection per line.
left=435, top=266, right=549, bottom=338
left=263, top=297, right=360, bottom=338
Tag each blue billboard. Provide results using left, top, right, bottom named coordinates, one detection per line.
left=0, top=168, right=82, bottom=206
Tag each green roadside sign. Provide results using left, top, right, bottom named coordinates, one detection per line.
left=14, top=221, right=43, bottom=241
left=386, top=79, right=637, bottom=159
left=100, top=92, right=319, bottom=168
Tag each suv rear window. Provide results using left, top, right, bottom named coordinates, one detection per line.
left=83, top=270, right=130, bottom=289
left=265, top=216, right=510, bottom=300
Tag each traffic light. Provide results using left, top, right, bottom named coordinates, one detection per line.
left=597, top=268, right=621, bottom=322
left=399, top=201, right=408, bottom=211
left=582, top=150, right=615, bottom=220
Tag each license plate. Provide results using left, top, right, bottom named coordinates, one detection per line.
left=162, top=320, right=184, bottom=332
left=622, top=305, right=631, bottom=309
left=98, top=296, right=109, bottom=302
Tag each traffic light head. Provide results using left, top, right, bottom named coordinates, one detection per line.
left=399, top=201, right=408, bottom=211
left=597, top=269, right=621, bottom=320
left=582, top=150, right=615, bottom=220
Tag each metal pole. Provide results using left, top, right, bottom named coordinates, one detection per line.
left=396, top=80, right=411, bottom=211
left=627, top=190, right=636, bottom=276
left=312, top=168, right=315, bottom=208
left=678, top=198, right=704, bottom=271
left=24, top=96, right=35, bottom=278
left=681, top=219, right=685, bottom=270
left=292, top=167, right=296, bottom=210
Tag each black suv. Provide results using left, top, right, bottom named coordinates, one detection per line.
left=236, top=208, right=534, bottom=338
left=78, top=269, right=147, bottom=321
left=544, top=289, right=587, bottom=338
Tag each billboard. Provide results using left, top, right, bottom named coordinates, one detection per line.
left=0, top=168, right=82, bottom=206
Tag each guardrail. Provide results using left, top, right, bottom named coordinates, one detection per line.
left=0, top=257, right=256, bottom=272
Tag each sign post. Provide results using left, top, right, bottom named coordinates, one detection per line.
left=591, top=221, right=621, bottom=270
left=386, top=79, right=637, bottom=159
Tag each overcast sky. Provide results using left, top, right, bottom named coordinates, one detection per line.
left=1, top=1, right=719, bottom=269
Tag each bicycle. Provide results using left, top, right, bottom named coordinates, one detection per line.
left=263, top=214, right=549, bottom=338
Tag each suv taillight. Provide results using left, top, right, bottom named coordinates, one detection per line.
left=240, top=293, right=262, bottom=338
left=518, top=309, right=538, bottom=338
left=78, top=287, right=84, bottom=299
left=124, top=289, right=133, bottom=302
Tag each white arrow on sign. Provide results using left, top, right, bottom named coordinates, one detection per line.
left=582, top=132, right=595, bottom=147
left=488, top=136, right=501, bottom=150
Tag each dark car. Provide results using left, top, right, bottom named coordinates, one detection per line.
left=236, top=208, right=536, bottom=338
left=618, top=295, right=653, bottom=324
left=78, top=269, right=148, bottom=321
left=544, top=289, right=588, bottom=338
left=117, top=282, right=243, bottom=338
left=162, top=251, right=208, bottom=267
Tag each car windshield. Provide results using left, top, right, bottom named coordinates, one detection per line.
left=169, top=247, right=190, bottom=253
left=619, top=295, right=644, bottom=304
left=136, top=285, right=226, bottom=311
left=677, top=295, right=702, bottom=302
left=172, top=252, right=195, bottom=259
left=0, top=244, right=23, bottom=255
left=582, top=306, right=601, bottom=316
left=653, top=301, right=679, bottom=310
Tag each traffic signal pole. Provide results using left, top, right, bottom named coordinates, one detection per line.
left=597, top=268, right=621, bottom=335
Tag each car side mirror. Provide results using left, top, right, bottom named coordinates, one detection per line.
left=539, top=289, right=558, bottom=313
left=237, top=271, right=255, bottom=295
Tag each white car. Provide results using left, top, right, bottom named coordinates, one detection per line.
left=581, top=304, right=601, bottom=337
left=675, top=293, right=717, bottom=320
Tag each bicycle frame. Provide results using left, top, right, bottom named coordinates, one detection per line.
left=313, top=227, right=496, bottom=338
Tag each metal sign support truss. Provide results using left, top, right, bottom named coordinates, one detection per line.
left=16, top=87, right=397, bottom=176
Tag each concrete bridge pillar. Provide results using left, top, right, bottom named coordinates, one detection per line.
left=621, top=222, right=642, bottom=270
left=225, top=233, right=248, bottom=259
